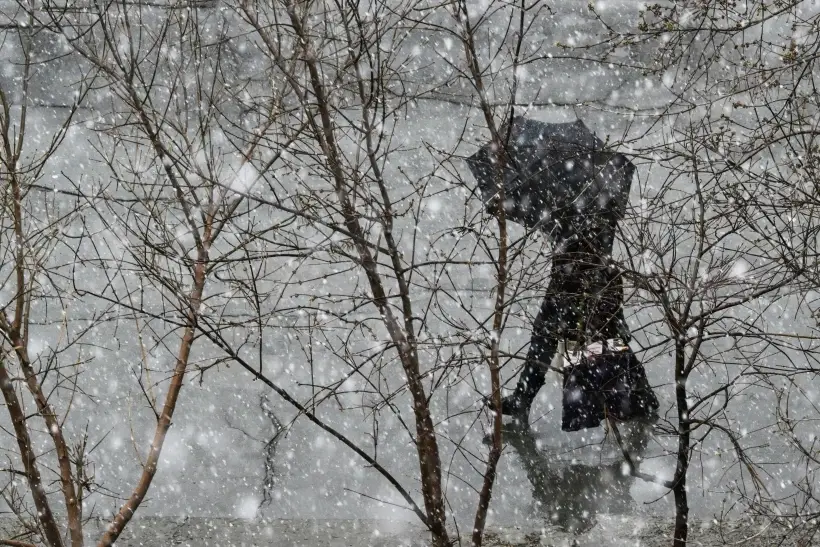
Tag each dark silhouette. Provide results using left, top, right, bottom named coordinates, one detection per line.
left=467, top=117, right=659, bottom=425
left=500, top=424, right=635, bottom=532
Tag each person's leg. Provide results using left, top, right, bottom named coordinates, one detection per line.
left=499, top=293, right=565, bottom=419
left=601, top=267, right=632, bottom=343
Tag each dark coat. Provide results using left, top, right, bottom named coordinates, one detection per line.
left=466, top=116, right=637, bottom=342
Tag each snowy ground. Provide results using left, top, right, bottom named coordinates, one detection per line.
left=0, top=517, right=801, bottom=547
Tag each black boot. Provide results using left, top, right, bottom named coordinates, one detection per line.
left=498, top=394, right=531, bottom=420
left=493, top=360, right=547, bottom=423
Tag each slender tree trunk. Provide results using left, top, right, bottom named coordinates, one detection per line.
left=277, top=4, right=451, bottom=543
left=673, top=343, right=690, bottom=546
left=7, top=340, right=83, bottom=547
left=472, top=135, right=508, bottom=547
left=97, top=249, right=209, bottom=546
left=1, top=160, right=82, bottom=546
left=408, top=390, right=449, bottom=547
left=0, top=358, right=65, bottom=547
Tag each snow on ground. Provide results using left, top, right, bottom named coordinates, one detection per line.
left=0, top=517, right=800, bottom=546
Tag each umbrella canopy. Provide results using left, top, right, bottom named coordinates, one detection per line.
left=465, top=116, right=635, bottom=246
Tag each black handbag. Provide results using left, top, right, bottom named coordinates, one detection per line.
left=561, top=345, right=659, bottom=432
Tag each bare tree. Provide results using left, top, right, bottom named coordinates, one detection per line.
left=0, top=6, right=100, bottom=545
left=2, top=1, right=296, bottom=545
left=6, top=1, right=820, bottom=547
left=581, top=1, right=820, bottom=544
left=36, top=3, right=294, bottom=544
left=183, top=0, right=552, bottom=544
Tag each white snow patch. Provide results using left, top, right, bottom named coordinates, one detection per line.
left=631, top=457, right=674, bottom=503
left=231, top=162, right=260, bottom=194
left=28, top=337, right=49, bottom=357
left=729, top=258, right=750, bottom=279
left=235, top=495, right=260, bottom=519
left=160, top=432, right=189, bottom=470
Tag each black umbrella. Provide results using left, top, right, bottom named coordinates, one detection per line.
left=465, top=116, right=635, bottom=244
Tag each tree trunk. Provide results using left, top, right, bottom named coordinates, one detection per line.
left=412, top=402, right=450, bottom=547
left=471, top=133, right=508, bottom=547
left=0, top=358, right=65, bottom=547
left=673, top=343, right=690, bottom=546
left=97, top=253, right=209, bottom=547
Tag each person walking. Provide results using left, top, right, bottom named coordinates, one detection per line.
left=466, top=116, right=659, bottom=428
